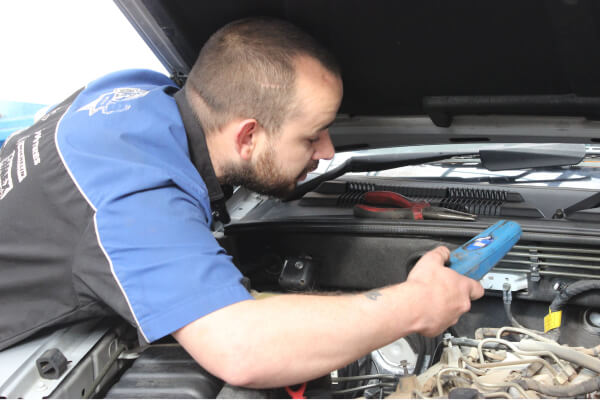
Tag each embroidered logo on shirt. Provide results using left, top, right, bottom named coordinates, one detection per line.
left=77, top=87, right=149, bottom=116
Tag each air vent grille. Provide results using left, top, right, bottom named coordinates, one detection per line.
left=341, top=182, right=519, bottom=216
left=441, top=188, right=508, bottom=216
left=495, top=244, right=600, bottom=280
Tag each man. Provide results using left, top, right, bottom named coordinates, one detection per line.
left=0, top=17, right=483, bottom=388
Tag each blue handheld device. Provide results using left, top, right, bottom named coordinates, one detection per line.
left=449, top=220, right=522, bottom=280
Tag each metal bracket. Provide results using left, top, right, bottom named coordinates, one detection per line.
left=481, top=272, right=528, bottom=292
left=529, top=249, right=541, bottom=282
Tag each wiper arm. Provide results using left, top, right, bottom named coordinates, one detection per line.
left=283, top=151, right=470, bottom=201
left=284, top=144, right=587, bottom=201
left=553, top=191, right=600, bottom=219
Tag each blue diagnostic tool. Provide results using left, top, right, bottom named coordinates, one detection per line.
left=449, top=220, right=522, bottom=280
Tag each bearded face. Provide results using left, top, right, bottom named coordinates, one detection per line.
left=221, top=140, right=319, bottom=199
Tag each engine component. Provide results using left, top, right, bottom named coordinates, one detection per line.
left=393, top=327, right=600, bottom=399
left=371, top=337, right=419, bottom=376
left=279, top=256, right=317, bottom=291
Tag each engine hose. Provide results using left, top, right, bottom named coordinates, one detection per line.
left=516, top=377, right=600, bottom=397
left=413, top=335, right=426, bottom=375
left=517, top=339, right=600, bottom=374
left=547, top=280, right=600, bottom=339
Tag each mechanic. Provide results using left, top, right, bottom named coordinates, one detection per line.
left=0, top=17, right=483, bottom=388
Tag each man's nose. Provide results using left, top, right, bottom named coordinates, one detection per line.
left=312, top=129, right=335, bottom=160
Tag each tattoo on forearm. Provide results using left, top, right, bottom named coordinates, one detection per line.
left=365, top=290, right=382, bottom=301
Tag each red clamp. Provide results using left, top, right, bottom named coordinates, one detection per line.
left=285, top=383, right=307, bottom=399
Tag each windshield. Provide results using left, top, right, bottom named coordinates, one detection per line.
left=313, top=143, right=600, bottom=189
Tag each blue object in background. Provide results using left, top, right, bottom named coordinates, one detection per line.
left=0, top=101, right=48, bottom=146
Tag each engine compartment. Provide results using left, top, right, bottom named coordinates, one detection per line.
left=3, top=175, right=600, bottom=398
left=218, top=175, right=600, bottom=398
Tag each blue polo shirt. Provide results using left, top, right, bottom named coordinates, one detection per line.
left=0, top=69, right=253, bottom=349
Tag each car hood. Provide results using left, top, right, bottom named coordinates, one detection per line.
left=115, top=0, right=600, bottom=150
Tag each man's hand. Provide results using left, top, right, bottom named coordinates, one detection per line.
left=403, top=246, right=484, bottom=337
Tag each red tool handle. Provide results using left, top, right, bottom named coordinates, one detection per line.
left=363, top=191, right=429, bottom=210
left=354, top=204, right=424, bottom=220
left=285, top=383, right=307, bottom=399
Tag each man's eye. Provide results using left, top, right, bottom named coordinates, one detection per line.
left=308, top=136, right=320, bottom=143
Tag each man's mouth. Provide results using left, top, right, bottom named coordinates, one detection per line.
left=297, top=161, right=319, bottom=182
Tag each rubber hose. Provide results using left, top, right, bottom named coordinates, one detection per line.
left=516, top=377, right=600, bottom=397
left=550, top=280, right=600, bottom=312
left=413, top=335, right=425, bottom=375
left=517, top=339, right=600, bottom=374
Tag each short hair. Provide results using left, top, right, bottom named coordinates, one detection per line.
left=185, top=17, right=340, bottom=134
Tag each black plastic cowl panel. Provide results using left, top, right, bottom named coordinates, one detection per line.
left=105, top=346, right=223, bottom=398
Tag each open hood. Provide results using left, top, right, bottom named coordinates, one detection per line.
left=115, top=0, right=600, bottom=150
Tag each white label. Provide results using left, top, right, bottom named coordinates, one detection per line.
left=0, top=151, right=15, bottom=200
left=17, top=138, right=27, bottom=182
left=32, top=130, right=42, bottom=165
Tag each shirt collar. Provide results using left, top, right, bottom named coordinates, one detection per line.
left=174, top=88, right=230, bottom=224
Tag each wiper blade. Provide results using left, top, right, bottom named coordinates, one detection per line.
left=402, top=173, right=590, bottom=184
left=479, top=143, right=586, bottom=171
left=283, top=151, right=470, bottom=201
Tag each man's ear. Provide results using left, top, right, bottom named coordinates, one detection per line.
left=235, top=119, right=260, bottom=161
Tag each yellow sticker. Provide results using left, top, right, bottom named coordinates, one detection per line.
left=544, top=307, right=562, bottom=332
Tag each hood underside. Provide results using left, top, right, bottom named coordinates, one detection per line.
left=116, top=0, right=600, bottom=149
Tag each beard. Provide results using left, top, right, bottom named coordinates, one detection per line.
left=220, top=144, right=318, bottom=198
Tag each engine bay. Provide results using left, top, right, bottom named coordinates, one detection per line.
left=220, top=175, right=600, bottom=398
left=2, top=175, right=600, bottom=399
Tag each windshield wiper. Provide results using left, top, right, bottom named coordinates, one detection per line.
left=284, top=144, right=588, bottom=201
left=284, top=151, right=471, bottom=201
left=478, top=143, right=586, bottom=171
left=401, top=172, right=591, bottom=184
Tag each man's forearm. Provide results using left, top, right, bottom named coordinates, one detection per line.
left=174, top=282, right=423, bottom=388
left=173, top=247, right=483, bottom=388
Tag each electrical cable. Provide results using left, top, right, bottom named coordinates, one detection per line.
left=331, top=374, right=397, bottom=382
left=306, top=383, right=396, bottom=398
left=503, top=301, right=525, bottom=329
left=368, top=358, right=384, bottom=400
left=547, top=280, right=600, bottom=341
left=502, top=283, right=527, bottom=329
left=329, top=382, right=397, bottom=395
